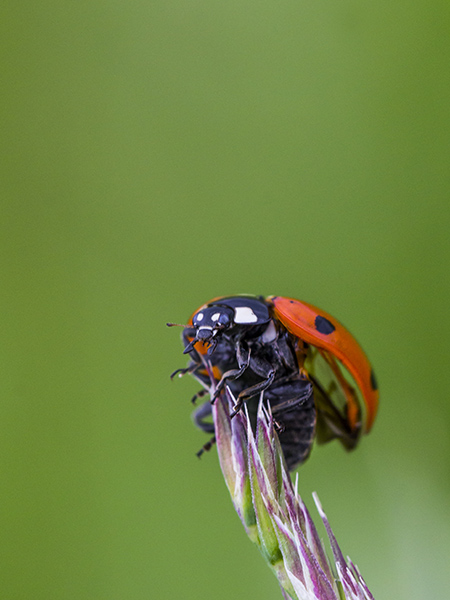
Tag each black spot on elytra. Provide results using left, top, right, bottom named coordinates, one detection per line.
left=370, top=369, right=378, bottom=391
left=314, top=315, right=335, bottom=335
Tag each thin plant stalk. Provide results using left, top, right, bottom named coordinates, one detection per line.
left=211, top=386, right=375, bottom=600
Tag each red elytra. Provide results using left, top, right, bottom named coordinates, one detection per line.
left=268, top=296, right=378, bottom=433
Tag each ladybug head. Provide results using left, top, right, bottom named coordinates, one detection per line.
left=184, top=306, right=234, bottom=354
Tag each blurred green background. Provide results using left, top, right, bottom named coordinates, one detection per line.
left=1, top=1, right=450, bottom=598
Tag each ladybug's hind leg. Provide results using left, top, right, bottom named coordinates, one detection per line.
left=269, top=380, right=315, bottom=470
left=192, top=400, right=215, bottom=434
left=191, top=389, right=208, bottom=405
left=196, top=436, right=216, bottom=459
left=193, top=401, right=216, bottom=459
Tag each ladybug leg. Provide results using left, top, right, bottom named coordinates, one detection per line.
left=196, top=436, right=216, bottom=459
left=319, top=350, right=361, bottom=433
left=210, top=343, right=250, bottom=403
left=170, top=363, right=199, bottom=380
left=238, top=370, right=275, bottom=400
left=192, top=400, right=215, bottom=433
left=230, top=355, right=276, bottom=417
left=277, top=334, right=299, bottom=371
left=309, top=372, right=358, bottom=449
left=191, top=389, right=208, bottom=405
left=273, top=418, right=285, bottom=434
left=269, top=381, right=316, bottom=470
left=230, top=370, right=275, bottom=418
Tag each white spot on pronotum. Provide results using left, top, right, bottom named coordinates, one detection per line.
left=196, top=312, right=204, bottom=322
left=234, top=306, right=258, bottom=324
left=261, top=320, right=277, bottom=343
left=211, top=313, right=220, bottom=322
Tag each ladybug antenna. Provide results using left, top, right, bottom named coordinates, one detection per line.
left=166, top=322, right=190, bottom=328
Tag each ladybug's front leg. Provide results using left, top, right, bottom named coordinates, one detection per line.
left=210, top=342, right=250, bottom=403
left=170, top=363, right=199, bottom=380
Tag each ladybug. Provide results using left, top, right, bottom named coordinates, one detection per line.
left=169, top=295, right=378, bottom=470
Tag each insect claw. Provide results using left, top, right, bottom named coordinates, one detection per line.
left=196, top=436, right=216, bottom=458
left=273, top=418, right=285, bottom=434
left=170, top=368, right=186, bottom=380
left=209, top=389, right=220, bottom=404
left=230, top=400, right=244, bottom=419
left=191, top=389, right=207, bottom=405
